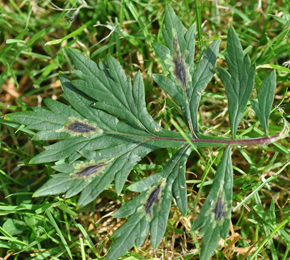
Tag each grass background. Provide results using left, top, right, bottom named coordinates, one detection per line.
left=0, top=0, right=290, bottom=259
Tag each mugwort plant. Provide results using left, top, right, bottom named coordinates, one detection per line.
left=5, top=6, right=289, bottom=260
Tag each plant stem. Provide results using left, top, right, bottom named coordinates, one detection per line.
left=108, top=130, right=286, bottom=147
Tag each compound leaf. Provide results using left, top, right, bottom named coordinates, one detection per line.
left=218, top=26, right=255, bottom=138
left=5, top=50, right=189, bottom=207
left=5, top=6, right=283, bottom=260
left=250, top=71, right=276, bottom=136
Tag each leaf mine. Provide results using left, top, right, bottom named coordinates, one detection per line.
left=71, top=160, right=112, bottom=179
left=205, top=191, right=230, bottom=228
left=145, top=185, right=162, bottom=214
left=165, top=29, right=190, bottom=88
left=213, top=196, right=225, bottom=221
left=138, top=178, right=166, bottom=221
left=57, top=117, right=103, bottom=137
left=172, top=37, right=187, bottom=87
left=68, top=121, right=96, bottom=133
left=75, top=164, right=104, bottom=178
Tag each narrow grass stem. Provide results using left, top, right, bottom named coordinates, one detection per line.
left=233, top=160, right=290, bottom=212
left=249, top=214, right=290, bottom=260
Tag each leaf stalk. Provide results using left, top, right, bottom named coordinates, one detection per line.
left=107, top=130, right=286, bottom=147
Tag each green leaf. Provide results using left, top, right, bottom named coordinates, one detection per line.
left=78, top=145, right=153, bottom=205
left=5, top=6, right=287, bottom=260
left=3, top=219, right=28, bottom=236
left=128, top=173, right=162, bottom=192
left=150, top=145, right=191, bottom=248
left=6, top=53, right=189, bottom=207
left=152, top=74, right=184, bottom=108
left=199, top=225, right=222, bottom=260
left=153, top=7, right=196, bottom=73
left=172, top=165, right=187, bottom=215
left=189, top=40, right=220, bottom=134
left=250, top=71, right=276, bottom=136
left=30, top=137, right=93, bottom=163
left=107, top=145, right=191, bottom=259
left=153, top=5, right=219, bottom=137
left=112, top=194, right=145, bottom=218
left=5, top=104, right=73, bottom=131
left=192, top=146, right=233, bottom=260
left=67, top=49, right=166, bottom=136
left=162, top=5, right=187, bottom=54
left=150, top=188, right=172, bottom=248
left=33, top=173, right=76, bottom=197
left=185, top=24, right=196, bottom=74
left=218, top=26, right=256, bottom=138
left=106, top=214, right=149, bottom=260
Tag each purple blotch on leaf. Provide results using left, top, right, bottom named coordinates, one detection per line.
left=213, top=197, right=225, bottom=221
left=68, top=121, right=96, bottom=133
left=145, top=185, right=161, bottom=214
left=173, top=37, right=187, bottom=86
left=75, top=163, right=104, bottom=178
